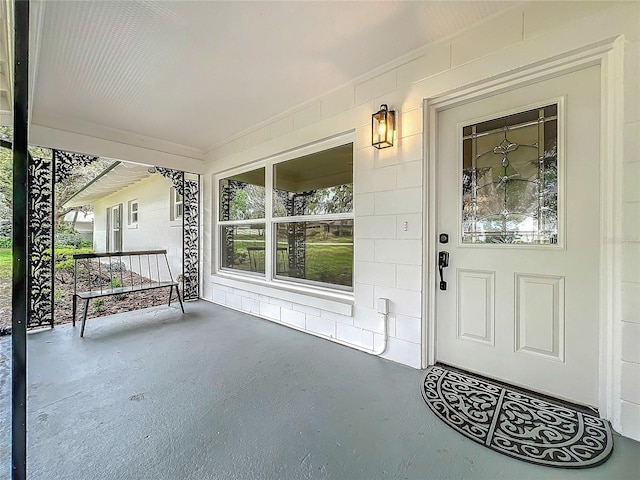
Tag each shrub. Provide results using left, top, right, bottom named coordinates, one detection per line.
left=92, top=298, right=105, bottom=312
left=0, top=236, right=10, bottom=248
left=54, top=288, right=63, bottom=305
left=109, top=277, right=128, bottom=300
left=53, top=247, right=93, bottom=283
left=54, top=247, right=93, bottom=265
left=55, top=229, right=84, bottom=248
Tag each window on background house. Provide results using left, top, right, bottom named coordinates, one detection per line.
left=128, top=199, right=139, bottom=227
left=217, top=141, right=353, bottom=290
left=170, top=187, right=183, bottom=221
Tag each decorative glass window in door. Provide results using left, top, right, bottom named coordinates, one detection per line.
left=462, top=104, right=558, bottom=245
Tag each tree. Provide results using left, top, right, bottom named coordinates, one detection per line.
left=0, top=146, right=11, bottom=210
left=0, top=127, right=112, bottom=233
left=229, top=183, right=265, bottom=220
left=0, top=146, right=11, bottom=237
left=53, top=157, right=112, bottom=229
left=307, top=184, right=352, bottom=215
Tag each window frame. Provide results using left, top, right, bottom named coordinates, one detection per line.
left=215, top=134, right=354, bottom=292
left=170, top=187, right=184, bottom=221
left=128, top=199, right=139, bottom=228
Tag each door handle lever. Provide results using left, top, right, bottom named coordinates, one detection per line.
left=438, top=251, right=449, bottom=291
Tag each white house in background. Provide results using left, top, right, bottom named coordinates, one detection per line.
left=21, top=1, right=640, bottom=441
left=64, top=162, right=184, bottom=279
left=62, top=210, right=94, bottom=242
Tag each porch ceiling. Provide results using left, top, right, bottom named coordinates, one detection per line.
left=26, top=1, right=518, bottom=156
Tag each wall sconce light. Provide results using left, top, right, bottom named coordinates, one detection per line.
left=372, top=104, right=395, bottom=149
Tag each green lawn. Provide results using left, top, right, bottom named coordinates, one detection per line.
left=227, top=241, right=353, bottom=286
left=305, top=243, right=352, bottom=286
left=0, top=248, right=11, bottom=280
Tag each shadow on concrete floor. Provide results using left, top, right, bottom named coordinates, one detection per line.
left=1, top=300, right=639, bottom=479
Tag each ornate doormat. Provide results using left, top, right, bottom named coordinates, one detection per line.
left=421, top=364, right=614, bottom=468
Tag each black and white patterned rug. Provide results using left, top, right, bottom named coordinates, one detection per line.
left=421, top=364, right=614, bottom=468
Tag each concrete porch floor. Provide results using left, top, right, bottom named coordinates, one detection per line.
left=1, top=300, right=639, bottom=479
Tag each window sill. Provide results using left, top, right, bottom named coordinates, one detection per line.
left=212, top=271, right=353, bottom=316
left=128, top=223, right=138, bottom=229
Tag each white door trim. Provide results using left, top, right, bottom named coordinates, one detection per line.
left=422, top=36, right=624, bottom=427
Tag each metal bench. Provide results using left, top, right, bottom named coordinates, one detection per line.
left=72, top=249, right=184, bottom=337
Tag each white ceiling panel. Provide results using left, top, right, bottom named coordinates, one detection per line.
left=31, top=1, right=517, bottom=153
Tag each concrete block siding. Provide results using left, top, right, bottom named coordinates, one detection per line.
left=201, top=2, right=640, bottom=439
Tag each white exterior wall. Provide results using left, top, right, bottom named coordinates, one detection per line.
left=201, top=2, right=639, bottom=439
left=93, top=174, right=183, bottom=280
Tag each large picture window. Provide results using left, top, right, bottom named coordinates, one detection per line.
left=218, top=142, right=353, bottom=290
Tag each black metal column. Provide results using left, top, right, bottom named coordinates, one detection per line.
left=12, top=0, right=29, bottom=478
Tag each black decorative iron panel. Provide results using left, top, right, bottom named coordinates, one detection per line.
left=156, top=167, right=200, bottom=300
left=220, top=179, right=240, bottom=268
left=27, top=153, right=54, bottom=327
left=156, top=167, right=185, bottom=195
left=27, top=149, right=100, bottom=328
left=272, top=189, right=314, bottom=278
left=183, top=178, right=199, bottom=300
left=287, top=192, right=312, bottom=277
left=53, top=150, right=99, bottom=183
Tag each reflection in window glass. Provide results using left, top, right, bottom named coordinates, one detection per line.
left=221, top=224, right=266, bottom=273
left=275, top=220, right=353, bottom=288
left=462, top=104, right=558, bottom=245
left=219, top=167, right=266, bottom=221
left=273, top=144, right=353, bottom=217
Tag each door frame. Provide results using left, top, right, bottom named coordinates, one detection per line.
left=107, top=203, right=123, bottom=252
left=422, top=37, right=624, bottom=423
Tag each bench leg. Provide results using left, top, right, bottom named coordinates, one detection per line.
left=80, top=299, right=90, bottom=338
left=175, top=286, right=185, bottom=313
left=72, top=294, right=77, bottom=327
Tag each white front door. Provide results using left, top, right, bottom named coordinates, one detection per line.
left=435, top=66, right=601, bottom=407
